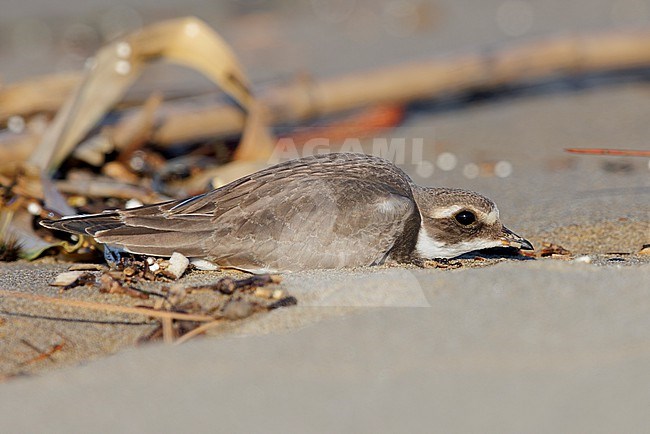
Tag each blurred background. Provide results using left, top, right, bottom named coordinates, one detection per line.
left=0, top=0, right=650, bottom=79
left=3, top=0, right=650, bottom=80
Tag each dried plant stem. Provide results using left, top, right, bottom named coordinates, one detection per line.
left=162, top=317, right=174, bottom=344
left=565, top=148, right=650, bottom=157
left=174, top=319, right=223, bottom=345
left=0, top=289, right=214, bottom=322
left=18, top=340, right=65, bottom=366
left=7, top=29, right=650, bottom=146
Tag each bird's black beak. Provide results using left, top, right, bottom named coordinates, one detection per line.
left=500, top=226, right=534, bottom=251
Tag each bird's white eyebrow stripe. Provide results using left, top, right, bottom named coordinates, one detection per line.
left=431, top=205, right=463, bottom=218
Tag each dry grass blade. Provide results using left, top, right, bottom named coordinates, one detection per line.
left=0, top=289, right=214, bottom=322
left=29, top=16, right=272, bottom=174
left=234, top=101, right=276, bottom=162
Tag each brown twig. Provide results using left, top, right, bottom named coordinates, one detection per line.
left=18, top=339, right=65, bottom=366
left=174, top=319, right=222, bottom=345
left=162, top=317, right=174, bottom=344
left=0, top=289, right=214, bottom=322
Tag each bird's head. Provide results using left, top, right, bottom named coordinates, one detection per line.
left=412, top=187, right=533, bottom=259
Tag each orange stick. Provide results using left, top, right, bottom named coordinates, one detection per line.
left=565, top=148, right=650, bottom=157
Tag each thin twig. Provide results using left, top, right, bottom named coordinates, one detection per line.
left=0, top=289, right=214, bottom=322
left=565, top=148, right=650, bottom=157
left=18, top=339, right=65, bottom=366
left=174, top=319, right=223, bottom=345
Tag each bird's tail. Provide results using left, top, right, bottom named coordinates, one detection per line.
left=40, top=210, right=211, bottom=258
left=40, top=211, right=123, bottom=237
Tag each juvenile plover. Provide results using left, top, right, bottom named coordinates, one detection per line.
left=41, top=153, right=533, bottom=272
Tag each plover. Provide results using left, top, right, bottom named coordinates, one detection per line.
left=41, top=153, right=532, bottom=272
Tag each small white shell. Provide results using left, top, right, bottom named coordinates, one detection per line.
left=190, top=259, right=220, bottom=271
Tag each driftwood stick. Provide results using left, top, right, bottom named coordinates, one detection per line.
left=5, top=30, right=650, bottom=148
left=565, top=148, right=650, bottom=157
left=0, top=288, right=214, bottom=322
left=142, top=30, right=650, bottom=145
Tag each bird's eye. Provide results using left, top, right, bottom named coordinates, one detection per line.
left=455, top=210, right=476, bottom=225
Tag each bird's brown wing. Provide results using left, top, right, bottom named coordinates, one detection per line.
left=206, top=176, right=415, bottom=271
left=42, top=153, right=418, bottom=271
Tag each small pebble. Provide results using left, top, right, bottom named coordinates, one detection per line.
left=167, top=252, right=189, bottom=279
left=148, top=262, right=160, bottom=272
left=50, top=271, right=85, bottom=286
left=573, top=255, right=592, bottom=264
left=272, top=289, right=285, bottom=300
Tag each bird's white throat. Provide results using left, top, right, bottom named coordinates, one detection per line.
left=415, top=225, right=502, bottom=259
